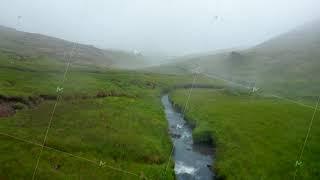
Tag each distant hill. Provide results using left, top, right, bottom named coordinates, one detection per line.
left=151, top=20, right=320, bottom=99
left=0, top=25, right=147, bottom=69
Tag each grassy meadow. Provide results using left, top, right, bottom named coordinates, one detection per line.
left=170, top=89, right=320, bottom=180
left=0, top=51, right=222, bottom=179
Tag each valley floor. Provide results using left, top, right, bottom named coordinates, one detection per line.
left=0, top=55, right=204, bottom=179
left=1, top=52, right=319, bottom=180
left=0, top=51, right=223, bottom=179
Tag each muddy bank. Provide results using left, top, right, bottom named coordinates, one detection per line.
left=161, top=83, right=224, bottom=95
left=0, top=91, right=137, bottom=118
left=0, top=95, right=33, bottom=117
left=0, top=103, right=15, bottom=117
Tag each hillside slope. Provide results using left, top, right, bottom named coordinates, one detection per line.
left=0, top=25, right=147, bottom=69
left=154, top=20, right=320, bottom=100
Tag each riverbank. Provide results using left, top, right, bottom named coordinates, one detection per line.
left=162, top=94, right=214, bottom=179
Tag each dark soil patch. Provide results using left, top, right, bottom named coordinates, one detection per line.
left=0, top=95, right=31, bottom=118
left=0, top=103, right=15, bottom=117
left=0, top=92, right=135, bottom=118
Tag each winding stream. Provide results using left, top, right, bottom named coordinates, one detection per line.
left=162, top=95, right=214, bottom=180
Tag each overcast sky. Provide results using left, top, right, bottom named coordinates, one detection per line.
left=1, top=0, right=320, bottom=55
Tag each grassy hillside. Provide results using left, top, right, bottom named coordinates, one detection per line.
left=152, top=20, right=320, bottom=102
left=170, top=89, right=320, bottom=179
left=0, top=25, right=147, bottom=69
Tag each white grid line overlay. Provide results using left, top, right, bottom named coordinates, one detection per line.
left=32, top=44, right=78, bottom=179
left=293, top=96, right=320, bottom=179
left=0, top=132, right=140, bottom=177
left=201, top=71, right=318, bottom=110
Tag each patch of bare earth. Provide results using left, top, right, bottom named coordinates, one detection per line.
left=0, top=103, right=15, bottom=117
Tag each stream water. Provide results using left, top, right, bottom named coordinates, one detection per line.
left=162, top=95, right=214, bottom=180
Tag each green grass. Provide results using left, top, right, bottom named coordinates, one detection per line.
left=0, top=51, right=222, bottom=179
left=0, top=95, right=173, bottom=179
left=170, top=89, right=320, bottom=180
